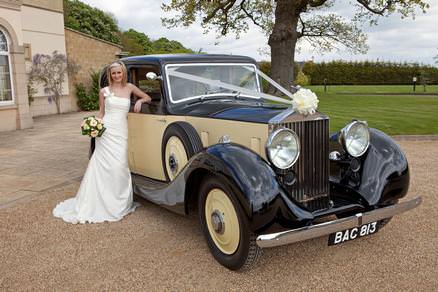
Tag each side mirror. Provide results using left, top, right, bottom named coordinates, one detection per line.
left=146, top=72, right=162, bottom=80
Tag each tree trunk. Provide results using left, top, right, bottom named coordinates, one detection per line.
left=55, top=94, right=61, bottom=114
left=268, top=0, right=301, bottom=93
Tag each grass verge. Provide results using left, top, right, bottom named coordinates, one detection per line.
left=317, top=94, right=438, bottom=135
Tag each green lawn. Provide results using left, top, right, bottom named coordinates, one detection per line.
left=316, top=94, right=438, bottom=135
left=307, top=85, right=438, bottom=95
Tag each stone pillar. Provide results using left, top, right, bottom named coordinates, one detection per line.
left=10, top=44, right=33, bottom=129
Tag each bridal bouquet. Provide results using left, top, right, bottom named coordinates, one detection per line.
left=81, top=116, right=106, bottom=138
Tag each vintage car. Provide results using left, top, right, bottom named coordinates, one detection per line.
left=97, top=54, right=421, bottom=270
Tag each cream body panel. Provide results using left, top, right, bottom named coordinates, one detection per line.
left=128, top=113, right=185, bottom=180
left=128, top=112, right=269, bottom=181
left=186, top=116, right=269, bottom=160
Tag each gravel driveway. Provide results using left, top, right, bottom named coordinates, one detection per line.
left=0, top=112, right=436, bottom=291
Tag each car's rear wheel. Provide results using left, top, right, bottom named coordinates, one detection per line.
left=198, top=175, right=261, bottom=270
left=162, top=122, right=203, bottom=181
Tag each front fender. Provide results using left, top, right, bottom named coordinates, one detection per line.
left=330, top=128, right=409, bottom=207
left=359, top=129, right=409, bottom=206
left=186, top=143, right=313, bottom=231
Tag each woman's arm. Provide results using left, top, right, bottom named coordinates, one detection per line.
left=130, top=83, right=152, bottom=113
left=96, top=88, right=105, bottom=119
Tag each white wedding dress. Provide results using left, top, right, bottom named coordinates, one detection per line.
left=53, top=87, right=138, bottom=224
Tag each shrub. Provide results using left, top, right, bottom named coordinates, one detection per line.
left=27, top=79, right=37, bottom=105
left=295, top=70, right=310, bottom=86
left=76, top=71, right=100, bottom=111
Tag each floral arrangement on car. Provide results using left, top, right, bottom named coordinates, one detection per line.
left=81, top=116, right=106, bottom=138
left=291, top=88, right=319, bottom=115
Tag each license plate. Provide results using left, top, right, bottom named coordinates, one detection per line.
left=328, top=221, right=380, bottom=246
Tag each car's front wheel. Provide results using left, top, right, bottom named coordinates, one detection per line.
left=198, top=175, right=261, bottom=270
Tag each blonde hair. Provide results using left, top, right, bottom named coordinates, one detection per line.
left=107, top=61, right=128, bottom=86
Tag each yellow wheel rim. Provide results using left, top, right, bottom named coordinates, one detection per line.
left=205, top=188, right=240, bottom=255
left=165, top=136, right=188, bottom=181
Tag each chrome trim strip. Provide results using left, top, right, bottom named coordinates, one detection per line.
left=256, top=197, right=422, bottom=248
left=268, top=107, right=295, bottom=124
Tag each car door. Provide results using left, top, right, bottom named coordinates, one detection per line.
left=127, top=65, right=186, bottom=181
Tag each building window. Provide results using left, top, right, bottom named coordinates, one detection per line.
left=0, top=29, right=14, bottom=104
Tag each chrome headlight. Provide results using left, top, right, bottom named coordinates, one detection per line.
left=339, top=121, right=370, bottom=157
left=266, top=128, right=300, bottom=169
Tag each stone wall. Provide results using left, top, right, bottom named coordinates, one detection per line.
left=65, top=28, right=122, bottom=111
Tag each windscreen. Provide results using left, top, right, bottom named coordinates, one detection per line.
left=166, top=64, right=260, bottom=103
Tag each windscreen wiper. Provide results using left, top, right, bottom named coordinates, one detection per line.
left=186, top=94, right=230, bottom=106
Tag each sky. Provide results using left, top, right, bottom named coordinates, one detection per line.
left=80, top=0, right=438, bottom=65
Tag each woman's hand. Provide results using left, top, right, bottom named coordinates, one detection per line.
left=134, top=99, right=145, bottom=113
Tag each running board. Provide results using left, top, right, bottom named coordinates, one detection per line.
left=131, top=173, right=186, bottom=215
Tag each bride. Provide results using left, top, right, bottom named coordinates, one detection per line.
left=53, top=61, right=151, bottom=224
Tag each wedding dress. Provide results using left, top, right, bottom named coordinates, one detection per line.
left=53, top=87, right=138, bottom=224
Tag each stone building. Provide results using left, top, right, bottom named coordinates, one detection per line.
left=0, top=0, right=122, bottom=132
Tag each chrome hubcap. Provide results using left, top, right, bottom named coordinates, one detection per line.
left=165, top=136, right=188, bottom=181
left=211, top=210, right=225, bottom=234
left=168, top=154, right=178, bottom=174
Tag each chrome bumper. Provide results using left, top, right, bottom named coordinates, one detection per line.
left=256, top=196, right=422, bottom=248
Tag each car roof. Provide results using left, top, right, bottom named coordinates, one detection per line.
left=120, top=54, right=257, bottom=66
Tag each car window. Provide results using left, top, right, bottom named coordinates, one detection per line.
left=128, top=66, right=162, bottom=102
left=129, top=66, right=165, bottom=114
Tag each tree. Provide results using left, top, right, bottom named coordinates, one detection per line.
left=151, top=37, right=194, bottom=54
left=162, top=0, right=429, bottom=91
left=64, top=0, right=121, bottom=44
left=121, top=29, right=194, bottom=55
left=29, top=51, right=79, bottom=114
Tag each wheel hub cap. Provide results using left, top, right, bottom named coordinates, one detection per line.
left=165, top=136, right=188, bottom=181
left=211, top=210, right=225, bottom=234
left=168, top=154, right=178, bottom=174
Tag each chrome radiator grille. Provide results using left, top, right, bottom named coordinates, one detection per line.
left=277, top=118, right=330, bottom=211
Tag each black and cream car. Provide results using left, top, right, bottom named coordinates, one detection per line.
left=98, top=54, right=421, bottom=270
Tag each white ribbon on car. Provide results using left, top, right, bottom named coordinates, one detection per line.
left=167, top=67, right=319, bottom=115
left=167, top=68, right=293, bottom=105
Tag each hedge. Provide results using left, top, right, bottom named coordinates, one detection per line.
left=258, top=60, right=438, bottom=85
left=303, top=61, right=438, bottom=85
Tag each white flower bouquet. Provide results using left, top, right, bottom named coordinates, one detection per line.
left=81, top=116, right=106, bottom=138
left=291, top=88, right=319, bottom=115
